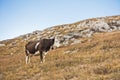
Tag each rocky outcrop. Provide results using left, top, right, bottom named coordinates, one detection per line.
left=0, top=44, right=5, bottom=47
left=19, top=15, right=120, bottom=47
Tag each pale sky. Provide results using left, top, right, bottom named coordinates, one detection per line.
left=0, top=0, right=120, bottom=41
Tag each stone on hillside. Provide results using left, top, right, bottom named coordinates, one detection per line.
left=117, top=21, right=120, bottom=24
left=118, top=27, right=120, bottom=30
left=86, top=31, right=94, bottom=37
left=0, top=44, right=5, bottom=47
left=54, top=38, right=61, bottom=48
left=110, top=26, right=118, bottom=31
left=62, top=41, right=69, bottom=46
left=64, top=34, right=72, bottom=40
left=10, top=41, right=17, bottom=46
left=91, top=21, right=110, bottom=32
left=71, top=39, right=81, bottom=45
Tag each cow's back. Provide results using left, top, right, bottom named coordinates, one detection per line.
left=25, top=41, right=39, bottom=53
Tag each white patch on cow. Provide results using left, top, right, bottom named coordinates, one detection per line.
left=44, top=52, right=48, bottom=55
left=27, top=50, right=30, bottom=54
left=35, top=42, right=40, bottom=50
left=41, top=52, right=48, bottom=63
left=34, top=51, right=40, bottom=56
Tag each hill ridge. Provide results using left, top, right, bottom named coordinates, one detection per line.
left=19, top=15, right=120, bottom=47
left=1, top=15, right=120, bottom=47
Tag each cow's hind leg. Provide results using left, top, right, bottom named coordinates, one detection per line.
left=26, top=55, right=29, bottom=64
left=40, top=51, right=43, bottom=63
left=26, top=56, right=28, bottom=64
left=26, top=55, right=31, bottom=64
left=25, top=50, right=31, bottom=64
left=43, top=52, right=48, bottom=63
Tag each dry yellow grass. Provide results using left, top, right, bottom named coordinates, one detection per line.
left=0, top=31, right=120, bottom=80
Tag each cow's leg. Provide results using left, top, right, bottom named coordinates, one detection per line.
left=28, top=55, right=31, bottom=63
left=29, top=54, right=34, bottom=63
left=40, top=51, right=43, bottom=63
left=26, top=55, right=31, bottom=64
left=25, top=50, right=31, bottom=64
left=43, top=53, right=45, bottom=63
left=26, top=54, right=34, bottom=64
left=26, top=55, right=29, bottom=64
left=43, top=52, right=48, bottom=62
left=25, top=49, right=29, bottom=64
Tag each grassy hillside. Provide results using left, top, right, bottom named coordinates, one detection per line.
left=0, top=31, right=120, bottom=80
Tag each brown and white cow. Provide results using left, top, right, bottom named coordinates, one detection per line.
left=25, top=38, right=57, bottom=64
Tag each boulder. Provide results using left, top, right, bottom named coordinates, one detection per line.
left=0, top=44, right=5, bottom=47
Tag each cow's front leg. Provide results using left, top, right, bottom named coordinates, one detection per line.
left=40, top=51, right=43, bottom=63
left=26, top=55, right=31, bottom=64
left=26, top=55, right=29, bottom=64
left=43, top=52, right=48, bottom=63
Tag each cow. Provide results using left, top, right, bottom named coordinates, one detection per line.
left=25, top=38, right=56, bottom=64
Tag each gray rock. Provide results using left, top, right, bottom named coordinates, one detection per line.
left=117, top=21, right=120, bottom=24
left=71, top=39, right=81, bottom=45
left=110, top=26, right=118, bottom=31
left=0, top=44, right=5, bottom=47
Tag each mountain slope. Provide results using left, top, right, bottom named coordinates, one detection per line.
left=19, top=15, right=120, bottom=46
left=0, top=15, right=120, bottom=80
left=0, top=31, right=120, bottom=80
